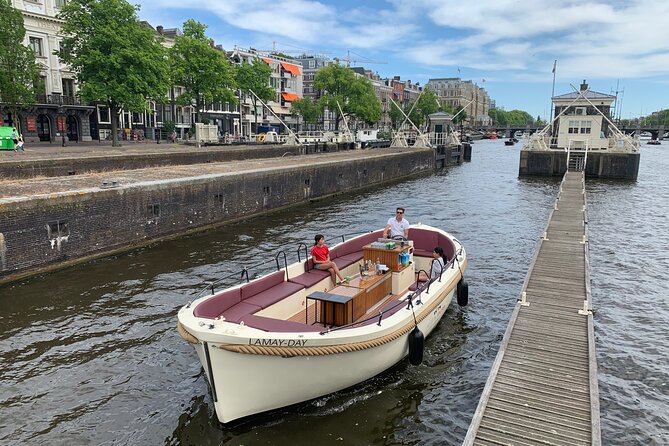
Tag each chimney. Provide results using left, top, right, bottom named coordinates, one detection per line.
left=156, top=25, right=163, bottom=35
left=580, top=80, right=588, bottom=91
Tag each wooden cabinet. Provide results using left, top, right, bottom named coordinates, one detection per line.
left=363, top=244, right=412, bottom=272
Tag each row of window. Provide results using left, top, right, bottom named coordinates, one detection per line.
left=568, top=120, right=592, bottom=134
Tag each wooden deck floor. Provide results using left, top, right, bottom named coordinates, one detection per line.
left=464, top=171, right=600, bottom=445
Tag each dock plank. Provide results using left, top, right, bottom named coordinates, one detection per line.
left=464, top=171, right=600, bottom=445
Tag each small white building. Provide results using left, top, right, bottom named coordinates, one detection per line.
left=552, top=81, right=615, bottom=150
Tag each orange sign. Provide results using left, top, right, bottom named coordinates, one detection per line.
left=26, top=115, right=37, bottom=132
left=57, top=115, right=66, bottom=132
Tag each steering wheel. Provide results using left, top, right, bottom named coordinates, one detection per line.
left=392, top=235, right=406, bottom=241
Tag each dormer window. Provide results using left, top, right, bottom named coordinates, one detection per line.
left=575, top=107, right=587, bottom=115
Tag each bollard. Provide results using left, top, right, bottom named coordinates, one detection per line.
left=520, top=291, right=530, bottom=307
left=578, top=300, right=591, bottom=315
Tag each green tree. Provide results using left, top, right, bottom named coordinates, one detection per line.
left=57, top=0, right=169, bottom=147
left=314, top=64, right=381, bottom=130
left=0, top=0, right=42, bottom=134
left=453, top=106, right=467, bottom=125
left=236, top=57, right=274, bottom=132
left=488, top=108, right=507, bottom=125
left=388, top=101, right=405, bottom=130
left=506, top=110, right=534, bottom=126
left=170, top=19, right=236, bottom=125
left=411, top=87, right=440, bottom=129
left=290, top=97, right=318, bottom=131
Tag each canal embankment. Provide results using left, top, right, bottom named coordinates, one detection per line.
left=0, top=142, right=359, bottom=179
left=0, top=147, right=435, bottom=283
left=519, top=150, right=640, bottom=179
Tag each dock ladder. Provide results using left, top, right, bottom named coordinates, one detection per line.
left=566, top=140, right=588, bottom=172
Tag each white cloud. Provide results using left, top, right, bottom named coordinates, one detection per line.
left=137, top=0, right=669, bottom=82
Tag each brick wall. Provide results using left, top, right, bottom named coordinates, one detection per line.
left=0, top=149, right=434, bottom=281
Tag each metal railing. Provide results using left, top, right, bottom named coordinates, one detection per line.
left=36, top=94, right=86, bottom=106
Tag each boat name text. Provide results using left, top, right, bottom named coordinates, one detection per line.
left=249, top=338, right=308, bottom=347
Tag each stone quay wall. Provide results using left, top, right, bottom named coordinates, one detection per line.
left=519, top=150, right=640, bottom=179
left=0, top=143, right=354, bottom=179
left=0, top=149, right=434, bottom=282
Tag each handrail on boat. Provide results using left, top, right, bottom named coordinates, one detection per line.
left=188, top=230, right=461, bottom=306
left=275, top=250, right=288, bottom=274
left=296, top=243, right=308, bottom=263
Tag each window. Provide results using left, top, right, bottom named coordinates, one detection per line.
left=55, top=0, right=67, bottom=7
left=62, top=78, right=74, bottom=97
left=309, top=60, right=315, bottom=68
left=568, top=120, right=579, bottom=134
left=580, top=120, right=591, bottom=134
left=575, top=107, right=587, bottom=116
left=132, top=112, right=143, bottom=125
left=97, top=106, right=110, bottom=123
left=29, top=37, right=43, bottom=57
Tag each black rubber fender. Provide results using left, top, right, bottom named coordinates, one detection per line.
left=457, top=279, right=469, bottom=307
left=408, top=327, right=424, bottom=366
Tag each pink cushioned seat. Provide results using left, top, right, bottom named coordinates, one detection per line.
left=240, top=314, right=321, bottom=332
left=245, top=281, right=305, bottom=309
left=193, top=288, right=242, bottom=319
left=241, top=270, right=286, bottom=300
left=221, top=302, right=262, bottom=323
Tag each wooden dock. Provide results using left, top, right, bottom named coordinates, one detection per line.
left=464, top=171, right=600, bottom=445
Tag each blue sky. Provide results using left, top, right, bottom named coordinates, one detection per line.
left=137, top=0, right=669, bottom=120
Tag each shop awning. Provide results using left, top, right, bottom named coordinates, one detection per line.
left=281, top=92, right=300, bottom=102
left=281, top=62, right=301, bottom=76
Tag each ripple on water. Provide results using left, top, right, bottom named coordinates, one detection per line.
left=1, top=141, right=668, bottom=445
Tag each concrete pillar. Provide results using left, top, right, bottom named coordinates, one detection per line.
left=658, top=125, right=665, bottom=140
left=505, top=124, right=511, bottom=138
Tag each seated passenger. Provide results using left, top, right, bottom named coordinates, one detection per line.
left=310, top=234, right=345, bottom=285
left=418, top=246, right=447, bottom=282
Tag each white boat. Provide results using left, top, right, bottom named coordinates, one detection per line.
left=177, top=223, right=468, bottom=423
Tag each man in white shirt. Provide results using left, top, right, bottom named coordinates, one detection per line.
left=384, top=207, right=410, bottom=239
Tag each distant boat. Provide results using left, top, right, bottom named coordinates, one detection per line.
left=647, top=140, right=661, bottom=145
left=504, top=139, right=515, bottom=146
left=639, top=131, right=652, bottom=139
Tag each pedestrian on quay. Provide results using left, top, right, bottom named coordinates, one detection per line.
left=16, top=135, right=25, bottom=152
left=11, top=128, right=18, bottom=147
left=384, top=207, right=410, bottom=239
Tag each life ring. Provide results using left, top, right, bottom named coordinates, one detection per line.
left=457, top=279, right=469, bottom=307
left=257, top=133, right=266, bottom=142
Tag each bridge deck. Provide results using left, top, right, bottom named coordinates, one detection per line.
left=464, top=171, right=600, bottom=445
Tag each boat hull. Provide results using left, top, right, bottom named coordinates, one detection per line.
left=198, top=286, right=455, bottom=423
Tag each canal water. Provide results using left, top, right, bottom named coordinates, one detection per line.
left=1, top=140, right=666, bottom=445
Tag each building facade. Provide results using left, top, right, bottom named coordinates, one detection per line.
left=427, top=77, right=492, bottom=126
left=4, top=0, right=95, bottom=143
left=294, top=55, right=337, bottom=131
left=229, top=48, right=303, bottom=136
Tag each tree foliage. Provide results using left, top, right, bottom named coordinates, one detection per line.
left=290, top=97, right=318, bottom=130
left=314, top=64, right=381, bottom=130
left=453, top=106, right=467, bottom=125
left=236, top=57, right=274, bottom=130
left=0, top=0, right=42, bottom=133
left=170, top=19, right=236, bottom=124
left=57, top=0, right=169, bottom=146
left=641, top=109, right=669, bottom=126
left=488, top=108, right=535, bottom=126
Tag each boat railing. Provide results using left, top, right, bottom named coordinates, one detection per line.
left=190, top=230, right=378, bottom=301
